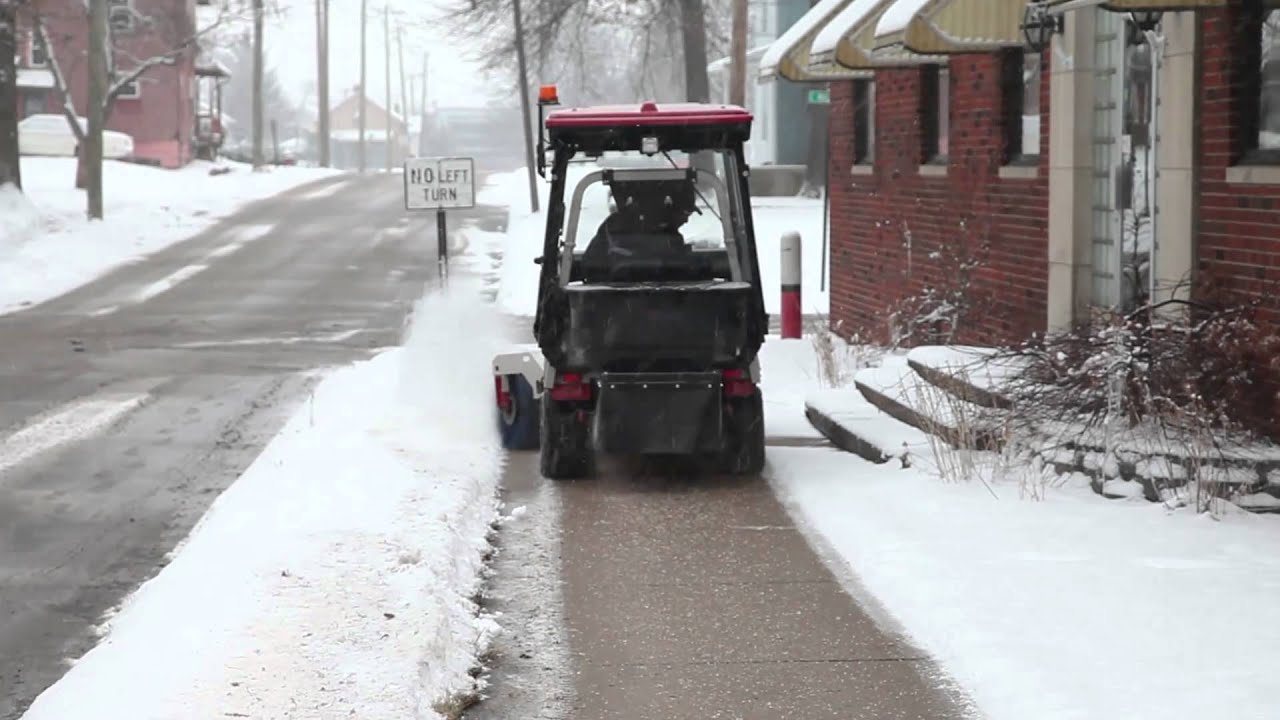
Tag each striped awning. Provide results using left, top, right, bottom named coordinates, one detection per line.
left=809, top=0, right=895, bottom=74
left=758, top=0, right=867, bottom=82
left=873, top=0, right=1027, bottom=54
left=1042, top=0, right=1225, bottom=10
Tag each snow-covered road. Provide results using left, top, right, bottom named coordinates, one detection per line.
left=0, top=157, right=341, bottom=315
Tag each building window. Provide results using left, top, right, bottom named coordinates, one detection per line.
left=1239, top=3, right=1280, bottom=163
left=108, top=0, right=136, bottom=33
left=115, top=79, right=141, bottom=99
left=852, top=79, right=875, bottom=165
left=1003, top=49, right=1041, bottom=162
left=29, top=31, right=49, bottom=67
left=1261, top=8, right=1280, bottom=151
left=921, top=64, right=949, bottom=163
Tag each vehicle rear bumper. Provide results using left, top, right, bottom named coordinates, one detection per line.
left=594, top=372, right=724, bottom=455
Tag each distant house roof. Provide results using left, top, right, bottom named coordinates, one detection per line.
left=195, top=60, right=231, bottom=78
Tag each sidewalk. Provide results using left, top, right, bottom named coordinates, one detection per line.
left=760, top=334, right=1280, bottom=720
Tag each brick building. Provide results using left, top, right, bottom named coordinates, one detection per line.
left=762, top=0, right=1280, bottom=346
left=15, top=0, right=206, bottom=169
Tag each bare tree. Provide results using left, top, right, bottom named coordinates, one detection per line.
left=251, top=0, right=263, bottom=168
left=0, top=0, right=21, bottom=190
left=86, top=0, right=105, bottom=217
left=29, top=0, right=247, bottom=216
left=445, top=0, right=726, bottom=108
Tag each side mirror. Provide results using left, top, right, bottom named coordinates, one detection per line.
left=533, top=255, right=544, bottom=265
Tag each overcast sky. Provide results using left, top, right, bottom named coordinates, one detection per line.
left=255, top=0, right=495, bottom=111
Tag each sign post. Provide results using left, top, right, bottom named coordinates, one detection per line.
left=403, top=156, right=476, bottom=283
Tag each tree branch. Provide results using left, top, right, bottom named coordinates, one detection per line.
left=33, top=12, right=86, bottom=143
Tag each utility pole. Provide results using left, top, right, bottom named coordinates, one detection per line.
left=358, top=0, right=368, bottom=173
left=409, top=74, right=418, bottom=119
left=86, top=0, right=107, bottom=218
left=420, top=52, right=429, bottom=114
left=384, top=4, right=392, bottom=171
left=729, top=0, right=748, bottom=106
left=512, top=0, right=539, bottom=213
left=397, top=27, right=409, bottom=157
left=316, top=0, right=330, bottom=167
left=252, top=0, right=264, bottom=169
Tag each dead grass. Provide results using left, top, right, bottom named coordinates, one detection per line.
left=806, top=314, right=881, bottom=388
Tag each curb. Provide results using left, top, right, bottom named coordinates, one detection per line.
left=803, top=403, right=892, bottom=465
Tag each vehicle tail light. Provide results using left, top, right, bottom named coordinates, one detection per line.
left=722, top=368, right=756, bottom=398
left=494, top=376, right=512, bottom=411
left=549, top=372, right=592, bottom=402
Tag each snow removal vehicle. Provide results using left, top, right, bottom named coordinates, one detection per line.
left=493, top=87, right=768, bottom=479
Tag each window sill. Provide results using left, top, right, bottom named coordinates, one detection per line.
left=918, top=164, right=948, bottom=178
left=998, top=165, right=1039, bottom=180
left=850, top=165, right=874, bottom=176
left=1225, top=165, right=1280, bottom=185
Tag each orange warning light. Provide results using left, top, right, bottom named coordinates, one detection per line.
left=538, top=84, right=559, bottom=104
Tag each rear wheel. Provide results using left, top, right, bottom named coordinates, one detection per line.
left=721, top=393, right=766, bottom=475
left=540, top=397, right=594, bottom=480
left=497, top=375, right=540, bottom=450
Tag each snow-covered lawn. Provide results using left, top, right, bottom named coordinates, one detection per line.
left=476, top=167, right=829, bottom=317
left=759, top=336, right=1280, bottom=720
left=20, top=287, right=508, bottom=720
left=0, top=157, right=341, bottom=315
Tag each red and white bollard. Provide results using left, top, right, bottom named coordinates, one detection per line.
left=780, top=231, right=802, bottom=339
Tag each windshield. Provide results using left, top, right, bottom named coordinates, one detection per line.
left=568, top=167, right=726, bottom=253
left=555, top=149, right=748, bottom=285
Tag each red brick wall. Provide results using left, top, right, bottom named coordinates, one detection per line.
left=828, top=51, right=1050, bottom=348
left=27, top=0, right=198, bottom=168
left=1198, top=4, right=1280, bottom=326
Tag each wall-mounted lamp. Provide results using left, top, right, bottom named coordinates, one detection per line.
left=1022, top=2, right=1065, bottom=53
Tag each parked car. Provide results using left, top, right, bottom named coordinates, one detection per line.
left=18, top=114, right=135, bottom=159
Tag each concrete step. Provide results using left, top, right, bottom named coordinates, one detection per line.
left=804, top=387, right=932, bottom=466
left=904, top=345, right=1018, bottom=410
left=853, top=364, right=1005, bottom=451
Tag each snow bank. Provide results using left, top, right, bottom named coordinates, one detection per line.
left=20, top=282, right=505, bottom=720
left=765, top=339, right=1280, bottom=720
left=1, top=157, right=340, bottom=315
left=479, top=168, right=829, bottom=317
left=0, top=183, right=41, bottom=264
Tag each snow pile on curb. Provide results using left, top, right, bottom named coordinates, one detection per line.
left=21, top=285, right=506, bottom=720
left=1, top=157, right=341, bottom=315
left=0, top=182, right=42, bottom=265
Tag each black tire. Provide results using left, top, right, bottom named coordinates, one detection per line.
left=721, top=393, right=766, bottom=475
left=497, top=375, right=540, bottom=450
left=540, top=396, right=594, bottom=480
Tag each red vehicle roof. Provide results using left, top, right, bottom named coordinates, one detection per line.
left=545, top=102, right=752, bottom=129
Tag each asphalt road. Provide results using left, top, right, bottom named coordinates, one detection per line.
left=0, top=170, right=505, bottom=719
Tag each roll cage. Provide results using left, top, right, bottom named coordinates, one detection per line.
left=531, top=103, right=768, bottom=350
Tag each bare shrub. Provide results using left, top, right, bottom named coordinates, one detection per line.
left=888, top=232, right=992, bottom=350
left=996, top=289, right=1280, bottom=443
left=908, top=375, right=999, bottom=498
